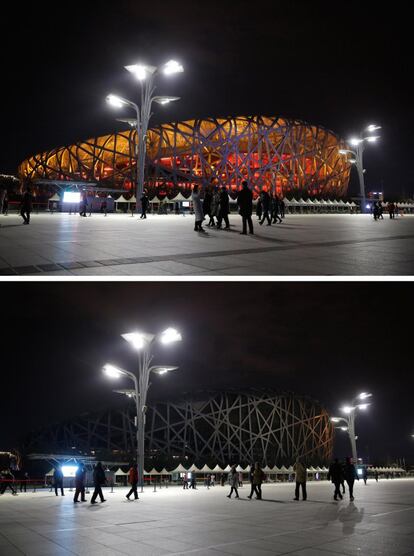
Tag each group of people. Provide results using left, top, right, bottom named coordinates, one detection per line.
left=192, top=181, right=265, bottom=235
left=372, top=201, right=399, bottom=220
left=0, top=469, right=30, bottom=495
left=256, top=190, right=285, bottom=225
left=50, top=462, right=107, bottom=504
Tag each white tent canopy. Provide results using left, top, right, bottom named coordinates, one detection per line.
left=223, top=465, right=231, bottom=472
left=170, top=464, right=188, bottom=474
left=160, top=468, right=171, bottom=475
left=170, top=193, right=191, bottom=203
left=212, top=464, right=224, bottom=473
left=198, top=464, right=213, bottom=473
left=114, top=467, right=128, bottom=476
left=115, top=195, right=129, bottom=204
left=48, top=193, right=60, bottom=202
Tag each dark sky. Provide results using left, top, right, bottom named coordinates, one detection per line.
left=2, top=1, right=413, bottom=196
left=2, top=282, right=413, bottom=464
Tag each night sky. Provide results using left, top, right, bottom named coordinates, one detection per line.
left=2, top=1, right=413, bottom=196
left=2, top=282, right=413, bottom=464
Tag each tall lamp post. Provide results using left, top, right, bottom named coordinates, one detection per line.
left=103, top=327, right=182, bottom=491
left=330, top=392, right=372, bottom=463
left=106, top=60, right=183, bottom=210
left=339, top=124, right=381, bottom=213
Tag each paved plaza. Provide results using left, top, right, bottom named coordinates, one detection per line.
left=1, top=213, right=414, bottom=276
left=0, top=479, right=413, bottom=555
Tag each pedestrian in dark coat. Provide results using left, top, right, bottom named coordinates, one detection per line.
left=191, top=185, right=205, bottom=232
left=343, top=457, right=358, bottom=501
left=140, top=191, right=149, bottom=219
left=237, top=181, right=254, bottom=235
left=272, top=195, right=283, bottom=223
left=256, top=196, right=262, bottom=220
left=203, top=187, right=215, bottom=226
left=90, top=462, right=106, bottom=504
left=126, top=464, right=139, bottom=500
left=53, top=466, right=64, bottom=496
left=74, top=464, right=87, bottom=502
left=279, top=198, right=285, bottom=218
left=217, top=187, right=230, bottom=229
left=79, top=193, right=88, bottom=217
left=0, top=470, right=17, bottom=495
left=259, top=190, right=272, bottom=225
left=20, top=187, right=33, bottom=225
left=247, top=462, right=264, bottom=499
left=327, top=458, right=344, bottom=500
left=210, top=187, right=220, bottom=222
left=190, top=475, right=197, bottom=489
left=227, top=465, right=240, bottom=498
left=293, top=458, right=307, bottom=501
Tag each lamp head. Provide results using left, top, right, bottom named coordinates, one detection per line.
left=122, top=331, right=155, bottom=350
left=103, top=363, right=124, bottom=379
left=330, top=417, right=341, bottom=423
left=151, top=366, right=179, bottom=375
left=159, top=328, right=182, bottom=345
left=367, top=124, right=381, bottom=132
left=349, top=138, right=362, bottom=146
left=163, top=60, right=184, bottom=75
left=341, top=405, right=355, bottom=414
left=358, top=392, right=372, bottom=400
left=106, top=94, right=124, bottom=108
left=153, top=96, right=180, bottom=105
left=125, top=64, right=157, bottom=80
left=366, top=136, right=380, bottom=143
left=357, top=403, right=370, bottom=410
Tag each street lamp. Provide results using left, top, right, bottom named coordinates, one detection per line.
left=330, top=391, right=372, bottom=462
left=103, top=328, right=182, bottom=491
left=339, top=124, right=381, bottom=213
left=106, top=60, right=183, bottom=210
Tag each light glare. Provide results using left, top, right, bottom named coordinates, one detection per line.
left=107, top=94, right=124, bottom=108
left=349, top=138, right=362, bottom=146
left=341, top=406, right=354, bottom=414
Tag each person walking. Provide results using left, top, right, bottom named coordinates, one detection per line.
left=372, top=201, right=379, bottom=221
left=191, top=184, right=205, bottom=232
left=53, top=466, right=65, bottom=496
left=256, top=195, right=262, bottom=221
left=0, top=470, right=17, bottom=495
left=203, top=187, right=214, bottom=226
left=343, top=457, right=358, bottom=501
left=182, top=473, right=188, bottom=489
left=90, top=462, right=106, bottom=504
left=227, top=465, right=240, bottom=499
left=20, top=471, right=29, bottom=493
left=20, top=187, right=33, bottom=225
left=362, top=466, right=368, bottom=485
left=2, top=191, right=9, bottom=215
left=126, top=463, right=139, bottom=500
left=217, top=186, right=230, bottom=229
left=293, top=458, right=307, bottom=501
left=210, top=186, right=220, bottom=226
left=272, top=195, right=283, bottom=224
left=79, top=193, right=88, bottom=217
left=388, top=202, right=395, bottom=219
left=238, top=471, right=243, bottom=487
left=74, top=463, right=87, bottom=503
left=378, top=201, right=384, bottom=219
left=190, top=474, right=197, bottom=489
left=374, top=471, right=379, bottom=482
left=279, top=198, right=286, bottom=219
left=237, top=180, right=254, bottom=235
left=140, top=191, right=149, bottom=219
left=0, top=189, right=6, bottom=215
left=101, top=198, right=108, bottom=216
left=248, top=462, right=264, bottom=499
left=327, top=458, right=344, bottom=500
left=259, top=190, right=272, bottom=226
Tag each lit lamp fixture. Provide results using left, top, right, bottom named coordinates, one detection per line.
left=340, top=124, right=381, bottom=213
left=102, top=327, right=182, bottom=492
left=331, top=391, right=373, bottom=462
left=106, top=59, right=184, bottom=210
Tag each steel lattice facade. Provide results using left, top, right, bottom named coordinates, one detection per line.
left=25, top=392, right=333, bottom=466
left=19, top=116, right=351, bottom=198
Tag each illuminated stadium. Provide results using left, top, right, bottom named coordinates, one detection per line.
left=24, top=391, right=334, bottom=466
left=19, top=116, right=351, bottom=198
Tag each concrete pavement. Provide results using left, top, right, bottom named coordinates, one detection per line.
left=1, top=213, right=414, bottom=276
left=0, top=479, right=413, bottom=555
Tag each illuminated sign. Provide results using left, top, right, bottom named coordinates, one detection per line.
left=61, top=465, right=78, bottom=478
left=63, top=192, right=81, bottom=203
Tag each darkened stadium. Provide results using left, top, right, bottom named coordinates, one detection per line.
left=24, top=391, right=333, bottom=467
